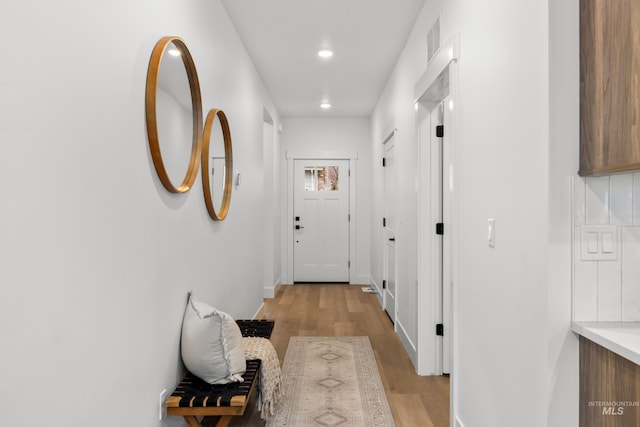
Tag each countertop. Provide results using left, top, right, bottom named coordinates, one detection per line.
left=572, top=321, right=640, bottom=365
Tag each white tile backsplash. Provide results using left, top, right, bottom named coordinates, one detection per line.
left=573, top=226, right=599, bottom=321
left=574, top=177, right=586, bottom=225
left=585, top=176, right=610, bottom=224
left=634, top=173, right=640, bottom=225
left=573, top=174, right=640, bottom=322
left=622, top=227, right=640, bottom=321
left=611, top=173, right=634, bottom=226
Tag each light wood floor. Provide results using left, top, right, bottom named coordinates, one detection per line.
left=209, top=284, right=450, bottom=427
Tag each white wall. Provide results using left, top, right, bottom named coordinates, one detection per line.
left=263, top=119, right=283, bottom=297
left=0, top=1, right=279, bottom=426
left=372, top=0, right=579, bottom=426
left=548, top=1, right=580, bottom=426
left=370, top=0, right=444, bottom=366
left=280, top=117, right=371, bottom=284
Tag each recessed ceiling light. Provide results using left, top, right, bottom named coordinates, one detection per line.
left=320, top=103, right=332, bottom=109
left=318, top=49, right=334, bottom=58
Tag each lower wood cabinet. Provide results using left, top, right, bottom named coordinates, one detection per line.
left=580, top=336, right=640, bottom=427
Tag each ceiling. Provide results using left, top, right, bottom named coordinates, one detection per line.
left=221, top=0, right=426, bottom=118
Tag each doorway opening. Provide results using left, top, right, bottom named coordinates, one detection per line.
left=285, top=151, right=358, bottom=285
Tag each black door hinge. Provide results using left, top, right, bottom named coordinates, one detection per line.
left=436, top=125, right=444, bottom=138
left=382, top=157, right=386, bottom=167
left=436, top=223, right=444, bottom=235
left=436, top=323, right=444, bottom=336
left=383, top=217, right=387, bottom=227
left=382, top=280, right=387, bottom=289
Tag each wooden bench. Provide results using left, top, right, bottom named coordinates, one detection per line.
left=166, top=320, right=274, bottom=427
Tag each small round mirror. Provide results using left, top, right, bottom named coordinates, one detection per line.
left=145, top=37, right=203, bottom=193
left=201, top=109, right=233, bottom=221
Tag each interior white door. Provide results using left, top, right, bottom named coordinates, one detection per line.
left=383, top=137, right=397, bottom=323
left=293, top=159, right=350, bottom=282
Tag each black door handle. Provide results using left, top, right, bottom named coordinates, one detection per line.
left=389, top=237, right=395, bottom=241
left=296, top=225, right=305, bottom=230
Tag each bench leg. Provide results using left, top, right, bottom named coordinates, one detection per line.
left=183, top=416, right=202, bottom=427
left=215, top=416, right=232, bottom=427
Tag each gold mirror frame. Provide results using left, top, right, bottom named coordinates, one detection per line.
left=201, top=109, right=233, bottom=221
left=145, top=36, right=203, bottom=193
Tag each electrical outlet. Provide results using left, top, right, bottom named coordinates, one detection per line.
left=158, top=389, right=167, bottom=421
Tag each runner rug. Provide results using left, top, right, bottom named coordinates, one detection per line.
left=267, top=336, right=395, bottom=426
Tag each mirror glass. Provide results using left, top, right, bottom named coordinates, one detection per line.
left=156, top=42, right=194, bottom=185
left=209, top=117, right=227, bottom=210
left=202, top=109, right=233, bottom=220
left=146, top=37, right=202, bottom=193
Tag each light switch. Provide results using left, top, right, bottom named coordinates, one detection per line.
left=601, top=232, right=614, bottom=253
left=586, top=232, right=599, bottom=253
left=488, top=218, right=495, bottom=248
left=580, top=225, right=618, bottom=261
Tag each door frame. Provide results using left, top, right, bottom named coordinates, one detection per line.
left=382, top=131, right=397, bottom=326
left=285, top=150, right=358, bottom=284
left=414, top=34, right=459, bottom=421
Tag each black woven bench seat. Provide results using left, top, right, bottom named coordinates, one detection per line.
left=235, top=319, right=274, bottom=338
left=166, top=319, right=274, bottom=426
left=166, top=359, right=261, bottom=409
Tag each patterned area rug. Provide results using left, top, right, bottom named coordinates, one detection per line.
left=267, top=336, right=395, bottom=426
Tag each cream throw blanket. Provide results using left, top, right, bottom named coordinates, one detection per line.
left=243, top=337, right=283, bottom=419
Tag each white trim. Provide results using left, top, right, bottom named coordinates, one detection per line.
left=286, top=153, right=358, bottom=284
left=414, top=35, right=460, bottom=104
left=369, top=275, right=384, bottom=306
left=263, top=274, right=282, bottom=299
left=396, top=318, right=418, bottom=369
left=252, top=303, right=265, bottom=320
left=382, top=128, right=397, bottom=145
left=286, top=149, right=358, bottom=160
left=351, top=274, right=370, bottom=285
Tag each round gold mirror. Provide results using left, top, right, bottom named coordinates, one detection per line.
left=201, top=109, right=233, bottom=221
left=145, top=36, right=203, bottom=193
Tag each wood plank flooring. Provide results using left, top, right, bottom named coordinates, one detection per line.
left=210, top=284, right=450, bottom=426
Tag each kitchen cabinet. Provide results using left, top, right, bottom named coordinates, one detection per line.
left=580, top=336, right=640, bottom=427
left=580, top=0, right=640, bottom=176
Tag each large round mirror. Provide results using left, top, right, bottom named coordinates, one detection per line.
left=145, top=36, right=203, bottom=193
left=201, top=109, right=233, bottom=221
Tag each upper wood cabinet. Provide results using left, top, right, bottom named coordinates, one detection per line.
left=580, top=0, right=640, bottom=176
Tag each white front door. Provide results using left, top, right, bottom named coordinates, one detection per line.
left=383, top=138, right=397, bottom=323
left=293, top=159, right=350, bottom=282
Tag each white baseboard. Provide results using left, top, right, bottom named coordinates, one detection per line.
left=350, top=274, right=371, bottom=285
left=396, top=318, right=418, bottom=370
left=263, top=287, right=275, bottom=299
left=253, top=303, right=265, bottom=319
left=368, top=276, right=384, bottom=306
left=263, top=275, right=283, bottom=299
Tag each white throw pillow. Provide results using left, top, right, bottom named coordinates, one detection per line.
left=181, top=294, right=246, bottom=384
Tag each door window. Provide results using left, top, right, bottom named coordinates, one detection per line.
left=304, top=166, right=339, bottom=191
